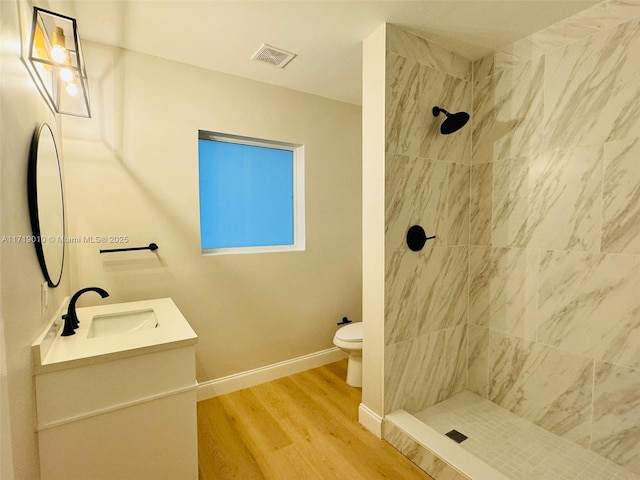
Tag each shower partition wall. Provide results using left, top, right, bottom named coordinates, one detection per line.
left=379, top=3, right=640, bottom=478
left=384, top=23, right=471, bottom=417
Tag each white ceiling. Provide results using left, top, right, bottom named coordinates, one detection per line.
left=48, top=0, right=600, bottom=105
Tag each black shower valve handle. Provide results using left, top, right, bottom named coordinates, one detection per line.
left=406, top=225, right=436, bottom=251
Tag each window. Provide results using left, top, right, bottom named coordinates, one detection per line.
left=198, top=131, right=305, bottom=255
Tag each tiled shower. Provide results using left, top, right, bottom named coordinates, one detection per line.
left=382, top=2, right=640, bottom=478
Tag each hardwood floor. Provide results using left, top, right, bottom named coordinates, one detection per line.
left=197, top=360, right=433, bottom=480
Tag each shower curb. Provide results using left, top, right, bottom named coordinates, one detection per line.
left=384, top=410, right=510, bottom=480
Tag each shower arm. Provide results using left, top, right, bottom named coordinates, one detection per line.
left=432, top=107, right=449, bottom=116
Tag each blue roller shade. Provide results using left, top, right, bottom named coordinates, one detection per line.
left=198, top=139, right=294, bottom=249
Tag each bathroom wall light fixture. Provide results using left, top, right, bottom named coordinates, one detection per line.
left=27, top=7, right=90, bottom=117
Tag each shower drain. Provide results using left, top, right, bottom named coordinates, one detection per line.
left=445, top=429, right=468, bottom=443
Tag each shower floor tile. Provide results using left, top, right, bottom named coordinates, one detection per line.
left=414, top=391, right=638, bottom=480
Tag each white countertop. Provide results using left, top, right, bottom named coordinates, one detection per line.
left=33, top=297, right=198, bottom=374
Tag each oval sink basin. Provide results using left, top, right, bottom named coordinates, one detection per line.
left=87, top=308, right=158, bottom=338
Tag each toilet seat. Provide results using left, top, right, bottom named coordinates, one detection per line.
left=334, top=322, right=362, bottom=343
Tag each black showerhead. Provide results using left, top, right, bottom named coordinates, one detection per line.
left=432, top=106, right=470, bottom=135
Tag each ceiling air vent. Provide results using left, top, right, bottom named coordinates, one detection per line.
left=251, top=43, right=297, bottom=69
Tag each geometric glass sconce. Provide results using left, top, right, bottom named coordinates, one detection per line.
left=28, top=7, right=91, bottom=117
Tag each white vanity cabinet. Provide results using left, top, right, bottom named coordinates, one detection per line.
left=32, top=298, right=198, bottom=480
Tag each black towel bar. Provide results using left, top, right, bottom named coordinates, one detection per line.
left=100, top=242, right=159, bottom=254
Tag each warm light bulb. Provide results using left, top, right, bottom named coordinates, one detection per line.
left=50, top=27, right=67, bottom=63
left=59, top=67, right=74, bottom=83
left=66, top=82, right=78, bottom=97
left=50, top=45, right=67, bottom=63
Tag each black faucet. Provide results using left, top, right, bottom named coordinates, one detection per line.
left=61, top=287, right=110, bottom=336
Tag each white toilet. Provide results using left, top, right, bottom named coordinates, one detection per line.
left=333, top=322, right=363, bottom=387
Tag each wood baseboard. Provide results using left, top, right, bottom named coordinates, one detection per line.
left=197, top=347, right=347, bottom=401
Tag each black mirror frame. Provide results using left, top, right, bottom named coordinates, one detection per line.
left=27, top=122, right=65, bottom=288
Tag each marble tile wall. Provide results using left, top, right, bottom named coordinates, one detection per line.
left=384, top=24, right=472, bottom=415
left=468, top=2, right=640, bottom=474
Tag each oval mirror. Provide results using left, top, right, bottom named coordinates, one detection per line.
left=27, top=122, right=65, bottom=287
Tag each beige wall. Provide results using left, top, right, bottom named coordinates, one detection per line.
left=61, top=41, right=362, bottom=381
left=0, top=1, right=71, bottom=478
left=361, top=23, right=386, bottom=427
